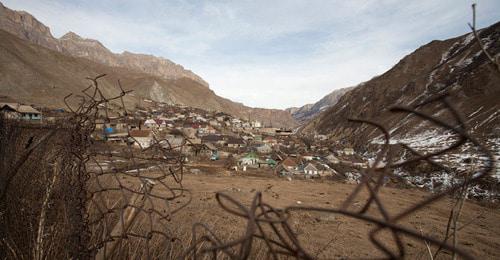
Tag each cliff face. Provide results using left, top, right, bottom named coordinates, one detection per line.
left=302, top=22, right=500, bottom=144
left=0, top=2, right=297, bottom=127
left=0, top=3, right=207, bottom=86
left=286, top=86, right=354, bottom=123
left=0, top=2, right=60, bottom=50
left=58, top=32, right=208, bottom=86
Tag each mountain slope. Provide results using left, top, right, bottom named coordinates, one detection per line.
left=286, top=86, right=354, bottom=123
left=0, top=28, right=296, bottom=127
left=302, top=22, right=500, bottom=145
left=0, top=2, right=207, bottom=86
left=0, top=2, right=297, bottom=127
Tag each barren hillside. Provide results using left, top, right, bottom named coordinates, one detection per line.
left=302, top=22, right=500, bottom=143
left=0, top=2, right=297, bottom=127
left=286, top=86, right=354, bottom=123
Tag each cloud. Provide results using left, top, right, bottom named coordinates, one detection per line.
left=3, top=0, right=500, bottom=109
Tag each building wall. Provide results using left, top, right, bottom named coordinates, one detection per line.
left=133, top=137, right=152, bottom=148
left=20, top=113, right=42, bottom=120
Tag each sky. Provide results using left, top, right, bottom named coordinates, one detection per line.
left=3, top=0, right=500, bottom=109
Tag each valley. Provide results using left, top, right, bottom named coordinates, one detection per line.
left=0, top=1, right=499, bottom=259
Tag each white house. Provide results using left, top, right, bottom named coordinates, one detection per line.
left=129, top=130, right=153, bottom=148
left=303, top=163, right=319, bottom=175
left=0, top=103, right=42, bottom=121
left=144, top=119, right=158, bottom=129
left=326, top=154, right=340, bottom=164
left=256, top=143, right=272, bottom=154
left=251, top=120, right=262, bottom=128
left=343, top=147, right=355, bottom=155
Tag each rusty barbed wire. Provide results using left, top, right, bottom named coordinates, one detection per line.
left=179, top=5, right=499, bottom=258
left=0, top=76, right=496, bottom=259
left=0, top=74, right=190, bottom=259
left=181, top=92, right=495, bottom=260
left=1, top=4, right=498, bottom=258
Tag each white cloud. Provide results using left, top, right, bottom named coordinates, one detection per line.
left=3, top=0, right=500, bottom=109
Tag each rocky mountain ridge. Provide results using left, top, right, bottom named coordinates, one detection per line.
left=286, top=86, right=354, bottom=123
left=302, top=22, right=499, bottom=141
left=299, top=21, right=500, bottom=194
left=0, top=1, right=206, bottom=86
left=0, top=2, right=297, bottom=127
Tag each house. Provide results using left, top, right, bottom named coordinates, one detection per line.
left=326, top=154, right=340, bottom=164
left=109, top=120, right=128, bottom=131
left=175, top=113, right=186, bottom=119
left=303, top=163, right=319, bottom=175
left=226, top=137, right=245, bottom=148
left=160, top=134, right=185, bottom=149
left=209, top=119, right=220, bottom=127
left=144, top=119, right=159, bottom=129
left=276, top=129, right=293, bottom=136
left=259, top=127, right=279, bottom=136
left=263, top=136, right=278, bottom=146
left=239, top=152, right=259, bottom=166
left=251, top=120, right=262, bottom=128
left=301, top=153, right=315, bottom=161
left=315, top=134, right=328, bottom=141
left=281, top=157, right=298, bottom=171
left=231, top=118, right=242, bottom=124
left=317, top=163, right=337, bottom=177
left=256, top=143, right=272, bottom=154
left=94, top=119, right=106, bottom=130
left=154, top=119, right=167, bottom=128
left=201, top=134, right=225, bottom=146
left=129, top=129, right=153, bottom=148
left=241, top=133, right=254, bottom=141
left=106, top=132, right=129, bottom=143
left=196, top=116, right=207, bottom=122
left=264, top=158, right=277, bottom=167
left=242, top=122, right=251, bottom=128
left=343, top=147, right=355, bottom=155
left=197, top=125, right=216, bottom=136
left=0, top=103, right=42, bottom=121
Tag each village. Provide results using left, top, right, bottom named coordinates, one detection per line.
left=0, top=95, right=369, bottom=182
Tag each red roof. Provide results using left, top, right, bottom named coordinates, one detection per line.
left=282, top=157, right=297, bottom=167
left=129, top=130, right=152, bottom=138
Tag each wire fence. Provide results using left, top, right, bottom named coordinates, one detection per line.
left=0, top=77, right=496, bottom=260
left=0, top=4, right=498, bottom=259
left=181, top=93, right=496, bottom=260
left=0, top=74, right=190, bottom=259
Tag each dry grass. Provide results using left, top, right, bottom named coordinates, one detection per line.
left=111, top=170, right=500, bottom=259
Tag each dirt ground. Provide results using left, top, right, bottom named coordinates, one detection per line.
left=160, top=167, right=500, bottom=259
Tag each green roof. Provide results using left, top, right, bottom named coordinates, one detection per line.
left=243, top=152, right=259, bottom=159
left=265, top=158, right=277, bottom=165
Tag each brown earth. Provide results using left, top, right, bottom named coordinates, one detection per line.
left=0, top=2, right=298, bottom=128
left=302, top=21, right=500, bottom=143
left=160, top=170, right=500, bottom=259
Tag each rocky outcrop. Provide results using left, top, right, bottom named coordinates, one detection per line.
left=286, top=86, right=354, bottom=123
left=0, top=2, right=207, bottom=87
left=302, top=22, right=500, bottom=144
left=0, top=2, right=297, bottom=128
left=0, top=2, right=60, bottom=50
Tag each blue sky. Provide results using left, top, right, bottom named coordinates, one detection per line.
left=3, top=0, right=500, bottom=109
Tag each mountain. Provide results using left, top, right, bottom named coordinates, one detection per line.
left=0, top=2, right=297, bottom=128
left=286, top=86, right=354, bottom=123
left=301, top=22, right=500, bottom=145
left=0, top=2, right=207, bottom=86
